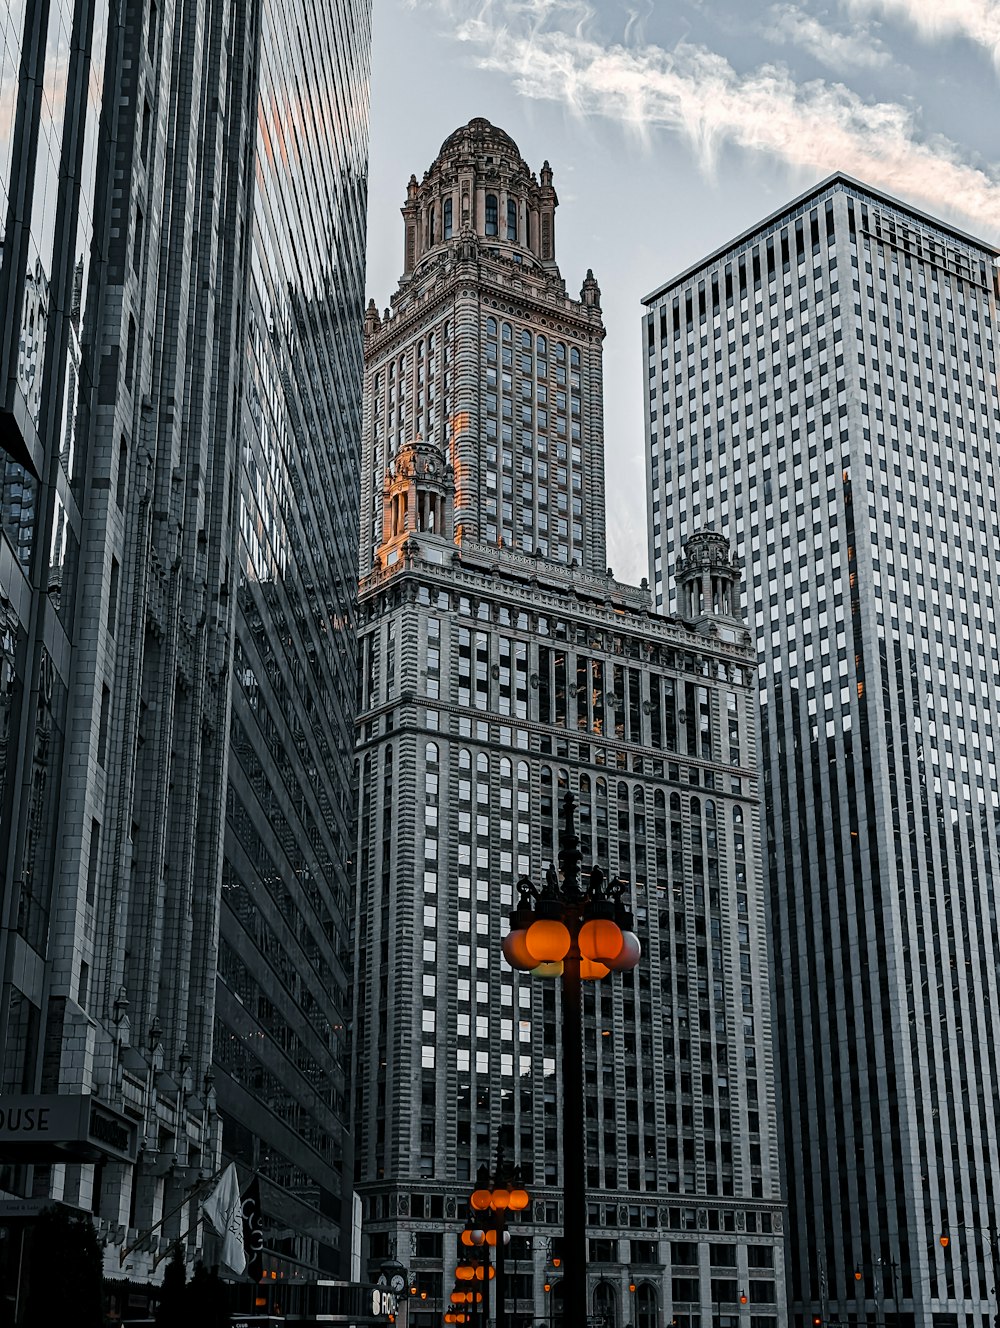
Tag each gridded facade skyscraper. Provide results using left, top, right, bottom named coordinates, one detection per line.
left=354, top=120, right=786, bottom=1327
left=641, top=176, right=1000, bottom=1328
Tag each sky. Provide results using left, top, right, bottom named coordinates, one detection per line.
left=365, top=0, right=1000, bottom=585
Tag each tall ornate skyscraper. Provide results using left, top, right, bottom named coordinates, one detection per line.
left=642, top=176, right=1000, bottom=1328
left=354, top=119, right=785, bottom=1328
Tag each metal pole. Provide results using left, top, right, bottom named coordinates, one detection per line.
left=484, top=1242, right=491, bottom=1328
left=561, top=946, right=586, bottom=1325
left=497, top=1213, right=507, bottom=1328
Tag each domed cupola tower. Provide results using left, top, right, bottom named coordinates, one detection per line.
left=674, top=528, right=747, bottom=640
left=377, top=436, right=454, bottom=567
left=400, top=117, right=559, bottom=279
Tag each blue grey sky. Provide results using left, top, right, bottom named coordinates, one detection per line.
left=366, top=0, right=1000, bottom=584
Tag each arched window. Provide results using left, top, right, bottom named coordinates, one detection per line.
left=477, top=752, right=489, bottom=774
left=485, top=193, right=498, bottom=236
left=486, top=316, right=497, bottom=337
left=537, top=334, right=547, bottom=357
left=425, top=742, right=439, bottom=766
left=443, top=197, right=453, bottom=238
left=521, top=330, right=531, bottom=350
left=502, top=322, right=512, bottom=342
left=637, top=1282, right=659, bottom=1328
left=593, top=1281, right=618, bottom=1327
left=507, top=198, right=517, bottom=241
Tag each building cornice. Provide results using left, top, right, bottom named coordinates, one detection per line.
left=357, top=538, right=756, bottom=662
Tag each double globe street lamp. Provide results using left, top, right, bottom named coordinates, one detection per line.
left=502, top=793, right=641, bottom=1325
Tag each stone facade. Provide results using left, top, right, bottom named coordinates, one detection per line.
left=354, top=120, right=786, bottom=1328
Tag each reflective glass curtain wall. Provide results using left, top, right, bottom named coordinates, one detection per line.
left=1, top=0, right=258, bottom=1287
left=218, top=0, right=372, bottom=1278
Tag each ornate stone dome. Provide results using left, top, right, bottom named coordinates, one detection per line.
left=399, top=117, right=558, bottom=277
left=437, top=117, right=523, bottom=163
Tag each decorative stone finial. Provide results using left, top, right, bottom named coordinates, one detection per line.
left=581, top=268, right=601, bottom=308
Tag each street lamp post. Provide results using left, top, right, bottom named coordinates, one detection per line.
left=469, top=1146, right=529, bottom=1328
left=453, top=1231, right=492, bottom=1328
left=502, top=794, right=641, bottom=1327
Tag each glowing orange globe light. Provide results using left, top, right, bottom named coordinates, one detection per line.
left=470, top=1187, right=492, bottom=1211
left=490, top=1188, right=510, bottom=1210
left=525, top=918, right=571, bottom=962
left=580, top=957, right=610, bottom=980
left=579, top=918, right=624, bottom=963
left=509, top=1188, right=529, bottom=1211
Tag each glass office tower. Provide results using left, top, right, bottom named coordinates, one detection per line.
left=0, top=0, right=256, bottom=1293
left=642, top=175, right=1000, bottom=1328
left=216, top=0, right=372, bottom=1280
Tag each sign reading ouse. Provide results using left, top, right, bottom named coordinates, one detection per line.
left=0, top=1094, right=137, bottom=1162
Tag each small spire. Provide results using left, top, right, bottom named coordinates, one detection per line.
left=581, top=268, right=601, bottom=309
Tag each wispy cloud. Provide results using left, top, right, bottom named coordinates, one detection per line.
left=444, top=0, right=1000, bottom=240
left=844, top=0, right=1000, bottom=70
left=765, top=3, right=892, bottom=72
